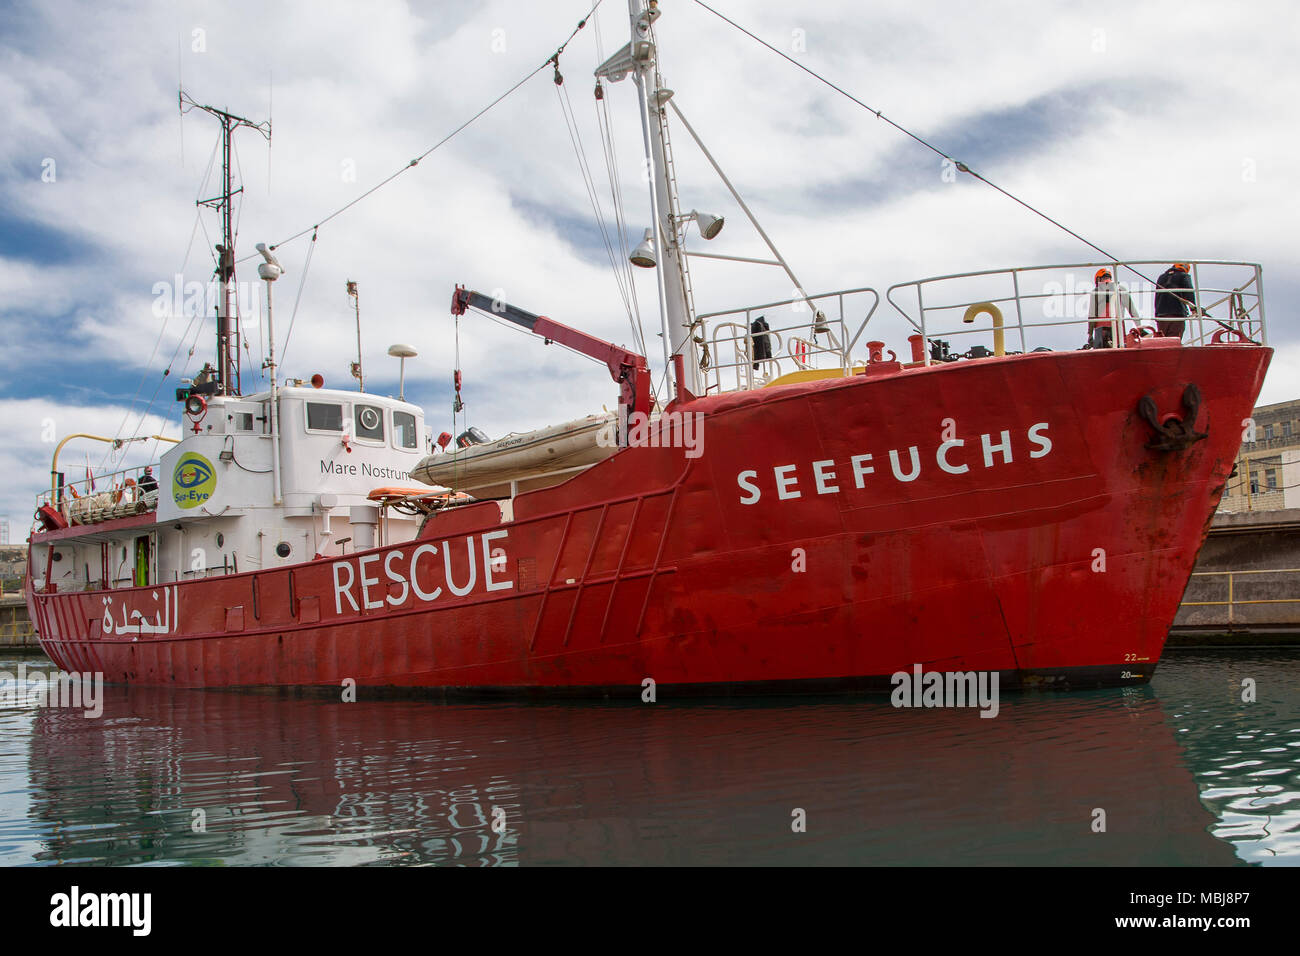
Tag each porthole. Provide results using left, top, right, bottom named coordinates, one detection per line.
left=216, top=533, right=225, bottom=548
left=276, top=542, right=291, bottom=558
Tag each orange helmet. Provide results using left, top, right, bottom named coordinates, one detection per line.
left=1095, top=268, right=1112, bottom=281
left=1172, top=262, right=1190, bottom=272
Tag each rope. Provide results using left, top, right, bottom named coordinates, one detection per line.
left=278, top=229, right=318, bottom=365
left=238, top=1, right=605, bottom=264
left=103, top=135, right=223, bottom=469
left=555, top=81, right=640, bottom=339
left=593, top=11, right=648, bottom=358
left=691, top=0, right=1140, bottom=278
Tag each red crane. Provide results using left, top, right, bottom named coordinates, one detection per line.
left=450, top=286, right=653, bottom=430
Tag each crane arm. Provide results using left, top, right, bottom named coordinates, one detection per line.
left=450, top=285, right=652, bottom=421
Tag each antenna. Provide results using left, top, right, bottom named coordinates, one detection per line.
left=388, top=344, right=418, bottom=402
left=267, top=69, right=273, bottom=192
left=256, top=242, right=285, bottom=506
left=180, top=90, right=271, bottom=398
left=348, top=280, right=364, bottom=392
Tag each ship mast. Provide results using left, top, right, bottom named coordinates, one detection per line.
left=599, top=0, right=703, bottom=397
left=181, top=91, right=271, bottom=398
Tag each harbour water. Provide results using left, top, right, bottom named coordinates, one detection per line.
left=0, top=647, right=1296, bottom=866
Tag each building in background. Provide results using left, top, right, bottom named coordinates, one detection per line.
left=0, top=514, right=9, bottom=545
left=0, top=545, right=25, bottom=596
left=1218, top=398, right=1300, bottom=513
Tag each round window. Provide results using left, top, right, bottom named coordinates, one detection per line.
left=216, top=533, right=225, bottom=548
left=359, top=407, right=380, bottom=431
left=276, top=542, right=291, bottom=558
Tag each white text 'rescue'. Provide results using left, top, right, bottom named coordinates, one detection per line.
left=332, top=531, right=512, bottom=615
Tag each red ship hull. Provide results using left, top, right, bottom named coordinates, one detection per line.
left=26, top=343, right=1270, bottom=693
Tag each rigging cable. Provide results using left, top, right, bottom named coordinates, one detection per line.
left=238, top=0, right=606, bottom=265
left=593, top=10, right=648, bottom=357
left=595, top=90, right=647, bottom=356
left=278, top=229, right=318, bottom=366
left=691, top=0, right=1140, bottom=278
left=104, top=136, right=223, bottom=469
left=692, top=1, right=1259, bottom=345
left=554, top=79, right=641, bottom=349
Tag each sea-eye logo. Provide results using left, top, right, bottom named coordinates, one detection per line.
left=172, top=453, right=216, bottom=509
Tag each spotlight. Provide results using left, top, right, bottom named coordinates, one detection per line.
left=692, top=210, right=725, bottom=240
left=630, top=228, right=657, bottom=268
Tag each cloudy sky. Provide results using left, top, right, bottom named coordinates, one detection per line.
left=2, top=0, right=1297, bottom=543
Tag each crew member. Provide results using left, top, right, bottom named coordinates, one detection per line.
left=1087, top=267, right=1137, bottom=349
left=1154, top=262, right=1201, bottom=339
left=137, top=466, right=158, bottom=494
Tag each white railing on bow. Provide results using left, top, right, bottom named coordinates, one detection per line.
left=885, top=260, right=1265, bottom=365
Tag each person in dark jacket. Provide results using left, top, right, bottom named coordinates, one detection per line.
left=137, top=466, right=158, bottom=494
left=1154, top=262, right=1200, bottom=339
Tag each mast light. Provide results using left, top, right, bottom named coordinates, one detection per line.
left=692, top=210, right=725, bottom=240
left=630, top=228, right=657, bottom=268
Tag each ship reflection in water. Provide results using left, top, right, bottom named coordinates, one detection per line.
left=1, top=649, right=1297, bottom=866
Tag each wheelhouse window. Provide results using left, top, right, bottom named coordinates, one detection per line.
left=306, top=402, right=343, bottom=432
left=393, top=411, right=418, bottom=449
left=355, top=404, right=384, bottom=442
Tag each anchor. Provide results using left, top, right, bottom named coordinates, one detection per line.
left=1137, top=383, right=1208, bottom=452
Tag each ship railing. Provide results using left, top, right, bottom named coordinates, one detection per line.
left=36, top=462, right=163, bottom=527
left=695, top=287, right=879, bottom=393
left=885, top=260, right=1266, bottom=364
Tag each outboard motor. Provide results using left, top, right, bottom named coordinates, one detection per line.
left=456, top=427, right=490, bottom=448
